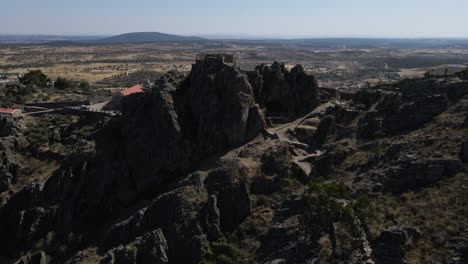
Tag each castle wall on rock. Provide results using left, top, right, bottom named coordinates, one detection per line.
left=196, top=53, right=235, bottom=64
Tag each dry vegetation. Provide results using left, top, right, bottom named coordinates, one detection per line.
left=2, top=43, right=467, bottom=87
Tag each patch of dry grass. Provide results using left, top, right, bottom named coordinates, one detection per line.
left=370, top=171, right=468, bottom=263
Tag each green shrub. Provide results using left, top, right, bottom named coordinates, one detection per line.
left=302, top=180, right=375, bottom=251
left=19, top=70, right=50, bottom=87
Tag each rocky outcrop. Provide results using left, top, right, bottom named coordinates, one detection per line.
left=2, top=63, right=465, bottom=264
left=119, top=57, right=266, bottom=195
left=247, top=62, right=319, bottom=118
left=0, top=183, right=58, bottom=256
left=383, top=157, right=463, bottom=193
left=372, top=227, right=410, bottom=264
left=101, top=229, right=168, bottom=264
left=312, top=116, right=336, bottom=149
left=0, top=115, right=18, bottom=137
left=0, top=58, right=321, bottom=263
left=356, top=80, right=468, bottom=138
left=0, top=138, right=20, bottom=193
left=357, top=91, right=449, bottom=138
left=205, top=159, right=252, bottom=231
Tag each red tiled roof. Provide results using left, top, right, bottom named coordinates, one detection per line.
left=0, top=108, right=18, bottom=114
left=121, top=84, right=143, bottom=96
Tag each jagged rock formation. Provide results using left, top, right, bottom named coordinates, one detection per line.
left=247, top=62, right=320, bottom=119
left=0, top=58, right=467, bottom=264
left=0, top=57, right=319, bottom=263
left=356, top=78, right=468, bottom=139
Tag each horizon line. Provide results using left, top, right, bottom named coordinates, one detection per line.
left=1, top=32, right=468, bottom=40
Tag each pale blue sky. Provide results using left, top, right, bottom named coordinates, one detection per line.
left=1, top=0, right=467, bottom=38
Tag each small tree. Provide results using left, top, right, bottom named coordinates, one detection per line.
left=19, top=70, right=49, bottom=87
left=302, top=181, right=374, bottom=257
left=79, top=81, right=91, bottom=92
left=54, top=77, right=77, bottom=90
left=54, top=77, right=67, bottom=90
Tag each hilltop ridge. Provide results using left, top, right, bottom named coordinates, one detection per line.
left=94, top=32, right=205, bottom=43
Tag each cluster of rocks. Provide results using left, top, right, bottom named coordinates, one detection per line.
left=382, top=156, right=463, bottom=193
left=0, top=57, right=320, bottom=263
left=355, top=78, right=467, bottom=139
left=1, top=56, right=466, bottom=263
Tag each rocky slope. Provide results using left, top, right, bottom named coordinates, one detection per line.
left=0, top=116, right=23, bottom=194
left=0, top=57, right=467, bottom=264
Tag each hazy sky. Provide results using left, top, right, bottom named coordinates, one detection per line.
left=1, top=0, right=467, bottom=38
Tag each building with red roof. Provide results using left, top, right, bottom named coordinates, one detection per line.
left=120, top=84, right=143, bottom=96
left=103, top=84, right=145, bottom=111
left=0, top=108, right=22, bottom=119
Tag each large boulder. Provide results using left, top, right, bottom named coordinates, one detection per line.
left=312, top=116, right=336, bottom=148
left=372, top=227, right=409, bottom=264
left=205, top=159, right=252, bottom=232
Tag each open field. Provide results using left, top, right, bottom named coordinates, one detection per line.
left=1, top=42, right=468, bottom=88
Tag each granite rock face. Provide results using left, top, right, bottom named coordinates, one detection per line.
left=355, top=79, right=468, bottom=138
left=0, top=57, right=320, bottom=263
left=372, top=227, right=410, bottom=264
left=2, top=61, right=465, bottom=264
left=247, top=62, right=319, bottom=118
left=383, top=157, right=463, bottom=193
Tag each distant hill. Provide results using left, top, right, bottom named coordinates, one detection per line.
left=94, top=32, right=205, bottom=43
